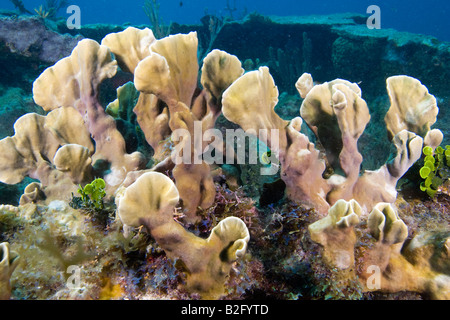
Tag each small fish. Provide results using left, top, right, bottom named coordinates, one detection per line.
left=179, top=1, right=183, bottom=7
left=260, top=150, right=272, bottom=165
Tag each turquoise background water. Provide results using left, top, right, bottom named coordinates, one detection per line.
left=2, top=0, right=450, bottom=41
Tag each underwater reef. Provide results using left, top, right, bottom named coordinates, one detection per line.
left=0, top=11, right=449, bottom=301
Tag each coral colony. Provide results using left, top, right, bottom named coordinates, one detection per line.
left=0, top=10, right=449, bottom=301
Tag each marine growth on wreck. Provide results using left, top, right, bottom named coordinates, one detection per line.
left=0, top=0, right=449, bottom=302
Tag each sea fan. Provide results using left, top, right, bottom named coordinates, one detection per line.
left=43, top=0, right=68, bottom=19
left=9, top=0, right=32, bottom=14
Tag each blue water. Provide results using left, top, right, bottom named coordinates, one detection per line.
left=2, top=0, right=450, bottom=41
